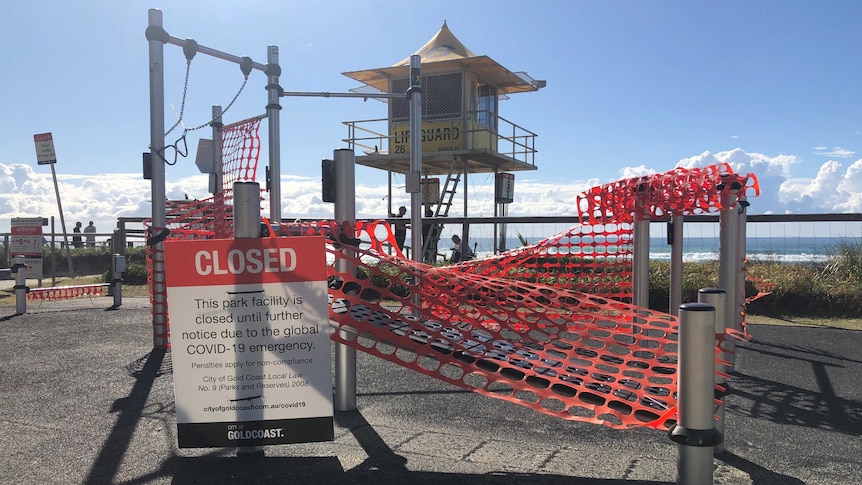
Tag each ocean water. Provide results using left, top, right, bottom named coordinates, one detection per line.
left=437, top=236, right=860, bottom=264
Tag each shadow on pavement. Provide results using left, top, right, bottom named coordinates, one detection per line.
left=716, top=452, right=805, bottom=485
left=84, top=348, right=168, bottom=485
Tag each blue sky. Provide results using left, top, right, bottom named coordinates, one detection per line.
left=2, top=1, right=862, bottom=234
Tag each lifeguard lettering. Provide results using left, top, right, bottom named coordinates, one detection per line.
left=195, top=248, right=298, bottom=276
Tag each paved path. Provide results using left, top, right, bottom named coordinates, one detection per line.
left=0, top=298, right=859, bottom=484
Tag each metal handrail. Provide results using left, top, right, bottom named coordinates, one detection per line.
left=343, top=110, right=538, bottom=165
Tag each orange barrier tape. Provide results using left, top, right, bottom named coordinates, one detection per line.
left=27, top=284, right=108, bottom=301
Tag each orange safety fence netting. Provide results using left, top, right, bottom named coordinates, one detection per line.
left=147, top=161, right=764, bottom=429
left=27, top=284, right=108, bottom=301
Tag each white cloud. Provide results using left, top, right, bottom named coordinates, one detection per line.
left=813, top=146, right=855, bottom=158
left=3, top=148, right=862, bottom=234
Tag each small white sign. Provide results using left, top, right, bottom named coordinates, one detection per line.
left=34, top=132, right=57, bottom=165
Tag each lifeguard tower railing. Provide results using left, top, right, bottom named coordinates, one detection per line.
left=343, top=109, right=537, bottom=174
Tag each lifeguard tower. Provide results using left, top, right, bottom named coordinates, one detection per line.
left=342, top=21, right=545, bottom=255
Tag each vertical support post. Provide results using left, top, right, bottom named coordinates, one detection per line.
left=632, top=219, right=650, bottom=308
left=408, top=55, right=423, bottom=263
left=462, top=157, right=468, bottom=248
left=699, top=288, right=728, bottom=455
left=112, top=254, right=124, bottom=308
left=13, top=255, right=27, bottom=315
left=333, top=148, right=357, bottom=411
left=669, top=302, right=723, bottom=485
left=669, top=216, right=684, bottom=315
left=266, top=45, right=282, bottom=224
left=735, top=196, right=748, bottom=339
left=233, top=181, right=264, bottom=457
left=717, top=188, right=739, bottom=371
left=212, top=105, right=223, bottom=191
left=147, top=8, right=169, bottom=349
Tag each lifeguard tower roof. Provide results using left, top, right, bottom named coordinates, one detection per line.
left=343, top=21, right=545, bottom=95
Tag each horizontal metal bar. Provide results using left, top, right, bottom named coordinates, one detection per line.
left=281, top=91, right=405, bottom=99
left=165, top=35, right=268, bottom=72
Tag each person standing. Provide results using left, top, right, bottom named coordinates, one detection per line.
left=83, top=221, right=97, bottom=247
left=72, top=221, right=83, bottom=248
left=390, top=206, right=407, bottom=253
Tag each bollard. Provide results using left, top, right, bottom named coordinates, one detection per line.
left=669, top=303, right=723, bottom=485
left=233, top=181, right=265, bottom=458
left=112, top=254, right=125, bottom=308
left=333, top=148, right=357, bottom=412
left=698, top=288, right=728, bottom=454
left=13, top=255, right=27, bottom=315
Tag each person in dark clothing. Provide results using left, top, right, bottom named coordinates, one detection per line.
left=391, top=206, right=407, bottom=253
left=72, top=221, right=83, bottom=248
left=421, top=208, right=437, bottom=263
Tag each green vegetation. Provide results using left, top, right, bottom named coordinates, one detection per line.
left=650, top=241, right=862, bottom=319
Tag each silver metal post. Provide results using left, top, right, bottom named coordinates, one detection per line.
left=333, top=148, right=357, bottom=411
left=212, top=105, right=223, bottom=193
left=408, top=55, right=423, bottom=263
left=266, top=46, right=282, bottom=223
left=632, top=219, right=650, bottom=307
left=718, top=190, right=739, bottom=372
left=670, top=302, right=722, bottom=485
left=735, top=196, right=748, bottom=339
left=112, top=254, right=123, bottom=308
left=698, top=288, right=727, bottom=454
left=147, top=8, right=169, bottom=348
left=14, top=255, right=26, bottom=315
left=233, top=181, right=264, bottom=457
left=669, top=216, right=684, bottom=315
left=233, top=182, right=261, bottom=238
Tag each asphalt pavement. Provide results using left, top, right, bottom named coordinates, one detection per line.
left=0, top=294, right=859, bottom=485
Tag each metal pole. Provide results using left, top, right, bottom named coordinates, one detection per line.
left=333, top=148, right=357, bottom=411
left=266, top=45, right=282, bottom=224
left=13, top=255, right=27, bottom=315
left=669, top=216, right=684, bottom=315
left=632, top=219, right=650, bottom=308
left=698, top=288, right=728, bottom=455
left=49, top=163, right=74, bottom=277
left=669, top=302, right=722, bottom=485
left=112, top=254, right=123, bottom=308
left=212, top=106, right=223, bottom=193
left=735, top=196, right=748, bottom=339
left=147, top=8, right=169, bottom=349
left=408, top=55, right=423, bottom=263
left=717, top=189, right=739, bottom=372
left=233, top=181, right=264, bottom=457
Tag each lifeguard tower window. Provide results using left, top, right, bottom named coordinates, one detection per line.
left=478, top=84, right=498, bottom=130
left=391, top=73, right=463, bottom=122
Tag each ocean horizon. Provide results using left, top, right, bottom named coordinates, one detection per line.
left=406, top=236, right=859, bottom=264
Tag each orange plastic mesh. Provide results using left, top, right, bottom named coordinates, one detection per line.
left=578, top=163, right=760, bottom=223
left=26, top=284, right=108, bottom=301
left=145, top=116, right=263, bottom=348
left=147, top=160, right=761, bottom=428
left=324, top=236, right=680, bottom=429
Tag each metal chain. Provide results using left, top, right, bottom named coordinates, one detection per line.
left=164, top=60, right=192, bottom=137
left=183, top=75, right=249, bottom=132
left=158, top=64, right=250, bottom=166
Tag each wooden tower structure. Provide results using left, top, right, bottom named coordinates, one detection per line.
left=342, top=21, right=545, bottom=256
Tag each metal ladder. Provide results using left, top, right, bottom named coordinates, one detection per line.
left=422, top=159, right=461, bottom=262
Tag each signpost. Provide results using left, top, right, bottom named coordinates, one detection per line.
left=32, top=132, right=73, bottom=276
left=10, top=218, right=45, bottom=280
left=164, top=236, right=334, bottom=448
